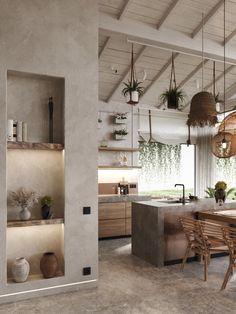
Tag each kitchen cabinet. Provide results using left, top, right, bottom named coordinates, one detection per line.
left=98, top=202, right=132, bottom=238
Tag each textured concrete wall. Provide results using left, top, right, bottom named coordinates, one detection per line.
left=0, top=0, right=98, bottom=302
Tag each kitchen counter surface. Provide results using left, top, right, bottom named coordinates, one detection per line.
left=132, top=198, right=236, bottom=267
left=98, top=194, right=151, bottom=203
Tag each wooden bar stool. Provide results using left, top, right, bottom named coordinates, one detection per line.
left=221, top=226, right=236, bottom=290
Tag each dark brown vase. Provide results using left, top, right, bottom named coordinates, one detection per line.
left=40, top=252, right=58, bottom=278
left=214, top=189, right=226, bottom=204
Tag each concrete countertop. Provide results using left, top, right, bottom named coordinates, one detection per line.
left=133, top=198, right=236, bottom=211
left=98, top=194, right=151, bottom=203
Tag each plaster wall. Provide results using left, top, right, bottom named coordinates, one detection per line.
left=0, top=0, right=98, bottom=303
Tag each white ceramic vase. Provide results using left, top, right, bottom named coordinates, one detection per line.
left=19, top=206, right=31, bottom=220
left=11, top=257, right=30, bottom=283
left=131, top=91, right=139, bottom=103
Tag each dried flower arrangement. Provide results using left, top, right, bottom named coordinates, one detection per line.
left=9, top=187, right=38, bottom=209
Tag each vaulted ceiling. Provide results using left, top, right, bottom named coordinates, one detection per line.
left=98, top=0, right=236, bottom=112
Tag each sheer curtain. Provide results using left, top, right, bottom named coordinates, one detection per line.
left=196, top=127, right=216, bottom=197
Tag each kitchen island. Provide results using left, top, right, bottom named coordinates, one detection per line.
left=132, top=199, right=236, bottom=267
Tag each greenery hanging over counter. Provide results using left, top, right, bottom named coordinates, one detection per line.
left=139, top=142, right=181, bottom=192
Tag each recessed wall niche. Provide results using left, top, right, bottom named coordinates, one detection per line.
left=6, top=70, right=65, bottom=283
left=7, top=70, right=64, bottom=144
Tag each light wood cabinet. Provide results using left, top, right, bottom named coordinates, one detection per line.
left=98, top=201, right=132, bottom=238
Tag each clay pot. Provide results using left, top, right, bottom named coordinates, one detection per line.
left=11, top=257, right=30, bottom=283
left=40, top=252, right=58, bottom=278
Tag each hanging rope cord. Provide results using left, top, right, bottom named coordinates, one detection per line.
left=223, top=0, right=226, bottom=133
left=169, top=53, right=177, bottom=91
left=202, top=13, right=205, bottom=91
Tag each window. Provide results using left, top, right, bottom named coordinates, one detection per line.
left=138, top=143, right=195, bottom=197
left=215, top=157, right=236, bottom=190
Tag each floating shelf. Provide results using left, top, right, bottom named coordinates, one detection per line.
left=7, top=271, right=64, bottom=285
left=7, top=218, right=64, bottom=228
left=7, top=141, right=64, bottom=151
left=98, top=147, right=139, bottom=152
left=98, top=166, right=141, bottom=170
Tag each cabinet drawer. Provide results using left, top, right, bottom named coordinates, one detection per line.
left=126, top=202, right=132, bottom=218
left=99, top=219, right=126, bottom=238
left=125, top=218, right=132, bottom=235
left=99, top=202, right=125, bottom=220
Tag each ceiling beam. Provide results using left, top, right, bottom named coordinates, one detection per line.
left=142, top=53, right=179, bottom=103
left=181, top=64, right=236, bottom=111
left=99, top=37, right=110, bottom=58
left=106, top=46, right=147, bottom=103
left=156, top=0, right=180, bottom=29
left=99, top=1, right=132, bottom=59
left=223, top=28, right=236, bottom=46
left=99, top=12, right=236, bottom=65
left=178, top=59, right=209, bottom=88
left=118, top=0, right=133, bottom=20
left=191, top=0, right=224, bottom=38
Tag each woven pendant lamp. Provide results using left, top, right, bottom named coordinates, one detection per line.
left=187, top=14, right=218, bottom=128
left=212, top=131, right=234, bottom=158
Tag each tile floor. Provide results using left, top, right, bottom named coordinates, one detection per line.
left=0, top=238, right=236, bottom=313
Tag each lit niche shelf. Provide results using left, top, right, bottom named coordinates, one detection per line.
left=7, top=218, right=64, bottom=228
left=98, top=147, right=139, bottom=152
left=7, top=141, right=64, bottom=151
left=7, top=271, right=64, bottom=285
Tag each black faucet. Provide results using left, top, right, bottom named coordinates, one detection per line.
left=175, top=184, right=185, bottom=205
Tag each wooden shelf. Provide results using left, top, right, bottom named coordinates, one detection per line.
left=7, top=218, right=64, bottom=228
left=98, top=147, right=139, bottom=152
left=7, top=271, right=64, bottom=284
left=7, top=141, right=64, bottom=151
left=98, top=166, right=141, bottom=170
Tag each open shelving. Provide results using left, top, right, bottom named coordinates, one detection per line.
left=7, top=141, right=64, bottom=151
left=98, top=146, right=139, bottom=152
left=98, top=165, right=141, bottom=170
left=7, top=218, right=64, bottom=228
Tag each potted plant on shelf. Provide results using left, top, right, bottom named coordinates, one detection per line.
left=114, top=113, right=127, bottom=124
left=9, top=187, right=38, bottom=220
left=98, top=118, right=102, bottom=129
left=160, top=86, right=185, bottom=110
left=122, top=79, right=144, bottom=104
left=113, top=129, right=128, bottom=140
left=41, top=195, right=54, bottom=219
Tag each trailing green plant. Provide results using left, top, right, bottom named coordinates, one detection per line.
left=98, top=118, right=102, bottom=123
left=114, top=129, right=128, bottom=136
left=160, top=87, right=185, bottom=108
left=214, top=92, right=222, bottom=104
left=41, top=195, right=54, bottom=207
left=115, top=113, right=127, bottom=120
left=205, top=187, right=215, bottom=198
left=122, top=79, right=144, bottom=97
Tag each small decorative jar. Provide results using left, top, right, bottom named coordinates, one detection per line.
left=40, top=252, right=58, bottom=278
left=214, top=181, right=227, bottom=205
left=11, top=257, right=30, bottom=283
left=19, top=206, right=31, bottom=220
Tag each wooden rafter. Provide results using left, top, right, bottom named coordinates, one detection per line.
left=99, top=1, right=132, bottom=59
left=224, top=28, right=236, bottom=45
left=99, top=37, right=110, bottom=58
left=142, top=53, right=179, bottom=104
left=178, top=59, right=209, bottom=88
left=156, top=0, right=180, bottom=29
left=191, top=0, right=224, bottom=38
left=118, top=0, right=133, bottom=20
left=106, top=46, right=147, bottom=103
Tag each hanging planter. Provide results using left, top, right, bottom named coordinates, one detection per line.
left=122, top=44, right=144, bottom=105
left=160, top=53, right=185, bottom=110
left=113, top=129, right=128, bottom=140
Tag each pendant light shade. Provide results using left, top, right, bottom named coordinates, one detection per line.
left=187, top=91, right=218, bottom=127
left=212, top=131, right=234, bottom=158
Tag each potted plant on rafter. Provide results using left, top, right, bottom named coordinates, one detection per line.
left=122, top=44, right=144, bottom=105
left=113, top=129, right=128, bottom=140
left=160, top=53, right=185, bottom=110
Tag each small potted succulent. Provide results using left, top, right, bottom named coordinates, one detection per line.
left=9, top=187, right=38, bottom=220
left=160, top=87, right=185, bottom=109
left=98, top=118, right=102, bottom=129
left=113, top=129, right=128, bottom=140
left=114, top=113, right=127, bottom=124
left=122, top=79, right=144, bottom=104
left=214, top=181, right=227, bottom=205
left=41, top=195, right=54, bottom=219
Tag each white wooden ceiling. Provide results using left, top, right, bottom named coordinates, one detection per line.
left=98, top=0, right=236, bottom=112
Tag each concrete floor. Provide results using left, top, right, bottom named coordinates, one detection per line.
left=1, top=238, right=236, bottom=313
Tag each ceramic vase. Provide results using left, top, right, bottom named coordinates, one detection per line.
left=214, top=189, right=226, bottom=204
left=41, top=205, right=53, bottom=219
left=11, top=257, right=30, bottom=283
left=19, top=206, right=31, bottom=220
left=40, top=252, right=58, bottom=278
